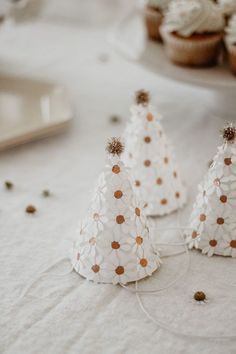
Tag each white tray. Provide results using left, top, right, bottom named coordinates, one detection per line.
left=0, top=74, right=73, bottom=151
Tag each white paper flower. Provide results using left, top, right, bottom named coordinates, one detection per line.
left=216, top=190, right=236, bottom=212
left=71, top=244, right=87, bottom=273
left=130, top=200, right=147, bottom=228
left=195, top=180, right=210, bottom=207
left=106, top=259, right=138, bottom=285
left=205, top=207, right=234, bottom=236
left=107, top=207, right=131, bottom=235
left=198, top=228, right=220, bottom=257
left=87, top=205, right=108, bottom=233
left=189, top=204, right=210, bottom=234
left=92, top=173, right=107, bottom=206
left=137, top=253, right=159, bottom=277
left=129, top=225, right=150, bottom=255
left=104, top=157, right=127, bottom=184
left=221, top=233, right=236, bottom=258
left=206, top=168, right=230, bottom=197
left=106, top=179, right=132, bottom=209
left=98, top=229, right=132, bottom=258
left=219, top=149, right=236, bottom=176
left=187, top=229, right=201, bottom=249
left=83, top=254, right=107, bottom=282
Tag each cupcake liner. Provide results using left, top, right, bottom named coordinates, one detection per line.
left=225, top=42, right=236, bottom=74
left=160, top=27, right=222, bottom=67
left=144, top=6, right=163, bottom=41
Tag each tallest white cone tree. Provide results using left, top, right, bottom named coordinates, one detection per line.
left=122, top=90, right=187, bottom=216
left=71, top=138, right=161, bottom=284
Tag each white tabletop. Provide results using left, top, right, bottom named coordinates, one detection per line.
left=0, top=2, right=236, bottom=354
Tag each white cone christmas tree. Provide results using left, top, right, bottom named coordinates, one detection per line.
left=122, top=90, right=187, bottom=216
left=187, top=124, right=236, bottom=258
left=71, top=138, right=161, bottom=284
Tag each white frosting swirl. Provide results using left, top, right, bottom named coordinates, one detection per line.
left=218, top=0, right=236, bottom=16
left=163, top=0, right=225, bottom=37
left=147, top=0, right=171, bottom=11
left=225, top=14, right=236, bottom=44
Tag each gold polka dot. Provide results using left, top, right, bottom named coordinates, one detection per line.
left=144, top=160, right=151, bottom=167
left=136, top=236, right=143, bottom=245
left=161, top=199, right=167, bottom=205
left=164, top=157, right=169, bottom=164
left=76, top=253, right=80, bottom=260
left=135, top=207, right=141, bottom=217
left=230, top=240, right=236, bottom=248
left=192, top=231, right=198, bottom=239
left=115, top=266, right=124, bottom=275
left=114, top=190, right=123, bottom=199
left=112, top=165, right=120, bottom=174
left=89, top=237, right=96, bottom=245
left=224, top=157, right=232, bottom=166
left=147, top=112, right=153, bottom=122
left=140, top=258, right=148, bottom=267
left=144, top=136, right=151, bottom=143
left=175, top=192, right=180, bottom=199
left=199, top=214, right=206, bottom=222
left=116, top=215, right=125, bottom=224
left=220, top=195, right=227, bottom=203
left=91, top=264, right=100, bottom=273
left=111, top=241, right=120, bottom=249
left=135, top=180, right=141, bottom=187
left=217, top=217, right=224, bottom=225
left=156, top=178, right=162, bottom=185
left=173, top=171, right=177, bottom=178
left=209, top=239, right=217, bottom=247
left=93, top=213, right=100, bottom=221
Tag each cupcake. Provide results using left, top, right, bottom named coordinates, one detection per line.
left=145, top=0, right=171, bottom=41
left=160, top=0, right=225, bottom=67
left=225, top=14, right=236, bottom=74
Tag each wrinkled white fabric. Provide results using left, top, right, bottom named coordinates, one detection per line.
left=0, top=2, right=236, bottom=354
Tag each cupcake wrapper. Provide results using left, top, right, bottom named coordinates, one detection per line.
left=160, top=27, right=222, bottom=67
left=225, top=41, right=236, bottom=75
left=145, top=7, right=163, bottom=41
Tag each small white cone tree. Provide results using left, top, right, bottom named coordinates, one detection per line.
left=122, top=90, right=187, bottom=216
left=71, top=138, right=161, bottom=284
left=187, top=123, right=236, bottom=257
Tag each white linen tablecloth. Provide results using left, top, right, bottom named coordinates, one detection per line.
left=0, top=4, right=236, bottom=354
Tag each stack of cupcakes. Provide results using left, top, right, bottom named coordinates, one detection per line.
left=144, top=0, right=236, bottom=75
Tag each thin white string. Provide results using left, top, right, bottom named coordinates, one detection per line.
left=120, top=233, right=190, bottom=295
left=126, top=178, right=236, bottom=339
left=14, top=257, right=73, bottom=304
left=135, top=282, right=236, bottom=340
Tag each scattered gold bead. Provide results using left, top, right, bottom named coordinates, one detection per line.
left=5, top=181, right=13, bottom=190
left=194, top=291, right=206, bottom=302
left=26, top=205, right=37, bottom=214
